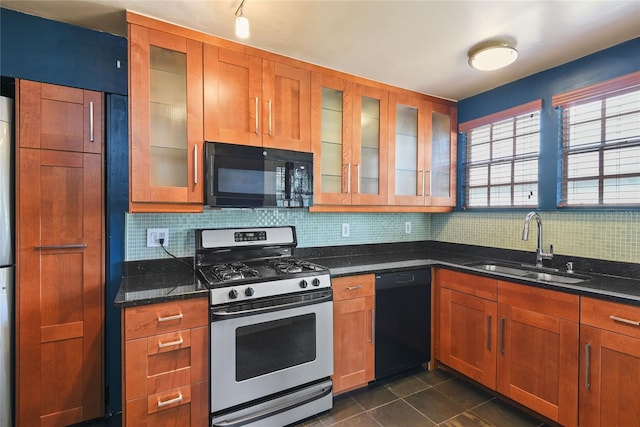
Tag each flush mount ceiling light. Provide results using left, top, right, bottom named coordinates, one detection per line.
left=468, top=43, right=518, bottom=71
left=235, top=0, right=250, bottom=39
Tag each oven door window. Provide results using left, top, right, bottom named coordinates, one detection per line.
left=236, top=313, right=316, bottom=381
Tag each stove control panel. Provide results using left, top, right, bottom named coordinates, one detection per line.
left=210, top=274, right=332, bottom=306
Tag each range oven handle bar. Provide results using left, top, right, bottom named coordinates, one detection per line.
left=211, top=291, right=332, bottom=321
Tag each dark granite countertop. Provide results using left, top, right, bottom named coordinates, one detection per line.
left=115, top=241, right=640, bottom=308
left=114, top=258, right=206, bottom=307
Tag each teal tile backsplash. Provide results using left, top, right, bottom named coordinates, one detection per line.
left=125, top=208, right=639, bottom=263
left=125, top=209, right=430, bottom=260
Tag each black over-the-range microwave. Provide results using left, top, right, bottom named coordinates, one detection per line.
left=204, top=142, right=313, bottom=208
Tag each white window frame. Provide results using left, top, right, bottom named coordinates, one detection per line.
left=553, top=72, right=640, bottom=207
left=460, top=100, right=542, bottom=209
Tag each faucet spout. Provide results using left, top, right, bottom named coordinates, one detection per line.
left=522, top=211, right=553, bottom=267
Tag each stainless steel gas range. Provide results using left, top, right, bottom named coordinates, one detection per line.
left=195, top=226, right=333, bottom=427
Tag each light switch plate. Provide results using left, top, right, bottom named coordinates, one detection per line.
left=405, top=221, right=412, bottom=234
left=341, top=223, right=350, bottom=237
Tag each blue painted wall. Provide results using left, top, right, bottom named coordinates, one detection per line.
left=0, top=8, right=127, bottom=95
left=456, top=37, right=640, bottom=210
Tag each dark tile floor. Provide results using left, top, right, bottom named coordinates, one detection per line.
left=291, top=368, right=551, bottom=427
left=77, top=368, right=551, bottom=427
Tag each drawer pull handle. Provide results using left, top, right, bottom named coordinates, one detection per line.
left=157, top=313, right=184, bottom=323
left=609, top=315, right=640, bottom=326
left=347, top=285, right=362, bottom=291
left=158, top=337, right=184, bottom=349
left=157, top=393, right=183, bottom=408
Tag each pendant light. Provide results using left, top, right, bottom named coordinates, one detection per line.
left=235, top=0, right=250, bottom=39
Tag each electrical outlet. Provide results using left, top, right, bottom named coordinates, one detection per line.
left=147, top=228, right=169, bottom=247
left=341, top=223, right=350, bottom=238
left=405, top=221, right=412, bottom=234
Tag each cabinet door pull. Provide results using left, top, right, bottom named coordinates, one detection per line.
left=158, top=337, right=184, bottom=349
left=584, top=343, right=591, bottom=390
left=193, top=145, right=198, bottom=185
left=255, top=97, right=259, bottom=134
left=609, top=315, right=640, bottom=326
left=369, top=308, right=375, bottom=344
left=157, top=313, right=183, bottom=323
left=347, top=163, right=352, bottom=193
left=89, top=101, right=94, bottom=142
left=157, top=393, right=183, bottom=408
left=420, top=170, right=425, bottom=196
left=35, top=243, right=87, bottom=250
left=346, top=285, right=362, bottom=291
left=268, top=99, right=273, bottom=136
left=356, top=164, right=361, bottom=194
left=486, top=315, right=492, bottom=350
left=429, top=171, right=432, bottom=196
left=499, top=318, right=505, bottom=354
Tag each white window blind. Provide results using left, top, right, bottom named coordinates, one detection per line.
left=460, top=100, right=541, bottom=208
left=554, top=72, right=640, bottom=207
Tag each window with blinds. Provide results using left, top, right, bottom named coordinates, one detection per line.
left=554, top=72, right=640, bottom=207
left=460, top=100, right=542, bottom=208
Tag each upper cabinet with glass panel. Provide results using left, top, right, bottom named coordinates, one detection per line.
left=388, top=92, right=457, bottom=207
left=128, top=15, right=204, bottom=213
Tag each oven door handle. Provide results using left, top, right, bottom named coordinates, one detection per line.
left=211, top=292, right=332, bottom=321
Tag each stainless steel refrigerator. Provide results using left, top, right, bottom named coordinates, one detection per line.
left=0, top=95, right=14, bottom=427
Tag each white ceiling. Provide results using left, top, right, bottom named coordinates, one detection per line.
left=2, top=0, right=639, bottom=100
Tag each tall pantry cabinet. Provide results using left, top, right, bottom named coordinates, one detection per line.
left=16, top=80, right=105, bottom=426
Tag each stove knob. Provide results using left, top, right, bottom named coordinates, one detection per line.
left=228, top=289, right=238, bottom=299
left=299, top=279, right=308, bottom=289
left=312, top=278, right=321, bottom=287
left=245, top=287, right=255, bottom=297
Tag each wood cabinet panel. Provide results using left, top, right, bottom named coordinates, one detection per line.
left=128, top=23, right=204, bottom=212
left=122, top=299, right=208, bottom=427
left=438, top=287, right=497, bottom=388
left=16, top=80, right=104, bottom=427
left=333, top=295, right=375, bottom=394
left=579, top=298, right=640, bottom=427
left=204, top=45, right=262, bottom=146
left=436, top=269, right=497, bottom=301
left=124, top=298, right=208, bottom=340
left=497, top=281, right=578, bottom=426
left=332, top=274, right=375, bottom=301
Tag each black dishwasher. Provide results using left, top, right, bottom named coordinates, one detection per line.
left=375, top=269, right=430, bottom=380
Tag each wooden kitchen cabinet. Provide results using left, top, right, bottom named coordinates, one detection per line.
left=435, top=269, right=579, bottom=426
left=122, top=297, right=209, bottom=427
left=204, top=44, right=311, bottom=152
left=128, top=14, right=204, bottom=213
left=497, top=281, right=579, bottom=427
left=435, top=269, right=498, bottom=389
left=332, top=274, right=375, bottom=394
left=16, top=80, right=104, bottom=426
left=579, top=297, right=640, bottom=427
left=311, top=74, right=388, bottom=207
left=388, top=94, right=457, bottom=207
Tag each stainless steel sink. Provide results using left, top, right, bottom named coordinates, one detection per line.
left=466, top=261, right=591, bottom=284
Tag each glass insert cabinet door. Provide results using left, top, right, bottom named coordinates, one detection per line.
left=129, top=24, right=204, bottom=211
left=351, top=84, right=388, bottom=205
left=311, top=72, right=353, bottom=205
left=429, top=103, right=456, bottom=206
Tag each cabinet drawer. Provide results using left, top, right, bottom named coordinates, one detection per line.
left=581, top=297, right=640, bottom=339
left=126, top=385, right=192, bottom=426
left=124, top=297, right=208, bottom=340
left=333, top=275, right=375, bottom=301
left=436, top=269, right=497, bottom=301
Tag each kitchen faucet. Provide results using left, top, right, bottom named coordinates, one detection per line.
left=522, top=211, right=553, bottom=268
